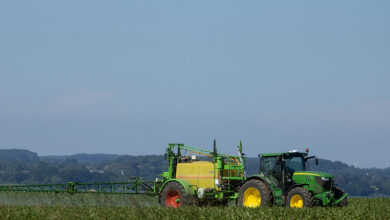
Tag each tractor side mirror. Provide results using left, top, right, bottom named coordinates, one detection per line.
left=315, top=158, right=319, bottom=165
left=275, top=156, right=282, bottom=165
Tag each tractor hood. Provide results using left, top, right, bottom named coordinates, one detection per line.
left=293, top=171, right=333, bottom=178
left=292, top=171, right=335, bottom=195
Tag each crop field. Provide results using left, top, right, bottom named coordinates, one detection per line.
left=0, top=192, right=388, bottom=220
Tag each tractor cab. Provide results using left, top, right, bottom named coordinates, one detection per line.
left=259, top=150, right=317, bottom=191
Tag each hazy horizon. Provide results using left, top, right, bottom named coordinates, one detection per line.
left=0, top=146, right=386, bottom=169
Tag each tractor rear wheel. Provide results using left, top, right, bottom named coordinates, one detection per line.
left=159, top=181, right=189, bottom=208
left=237, top=179, right=272, bottom=207
left=287, top=187, right=313, bottom=208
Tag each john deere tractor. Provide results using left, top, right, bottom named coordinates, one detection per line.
left=237, top=149, right=347, bottom=208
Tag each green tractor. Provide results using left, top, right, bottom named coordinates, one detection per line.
left=237, top=148, right=347, bottom=208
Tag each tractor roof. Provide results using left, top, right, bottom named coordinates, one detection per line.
left=260, top=151, right=308, bottom=157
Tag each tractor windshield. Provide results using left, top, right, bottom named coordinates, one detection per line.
left=284, top=155, right=306, bottom=173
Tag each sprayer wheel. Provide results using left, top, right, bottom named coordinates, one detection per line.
left=159, top=181, right=190, bottom=208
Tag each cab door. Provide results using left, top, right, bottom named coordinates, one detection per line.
left=260, top=156, right=282, bottom=188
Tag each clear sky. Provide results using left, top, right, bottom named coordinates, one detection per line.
left=0, top=1, right=389, bottom=168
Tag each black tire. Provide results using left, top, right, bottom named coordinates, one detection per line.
left=287, top=187, right=314, bottom=208
left=159, top=181, right=191, bottom=208
left=237, top=179, right=273, bottom=207
left=333, top=186, right=348, bottom=207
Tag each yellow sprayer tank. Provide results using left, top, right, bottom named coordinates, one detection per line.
left=175, top=161, right=217, bottom=189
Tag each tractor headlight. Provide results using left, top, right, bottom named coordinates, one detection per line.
left=321, top=177, right=329, bottom=181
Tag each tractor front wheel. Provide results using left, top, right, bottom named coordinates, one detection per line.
left=237, top=179, right=272, bottom=208
left=287, top=187, right=313, bottom=208
left=159, top=181, right=188, bottom=208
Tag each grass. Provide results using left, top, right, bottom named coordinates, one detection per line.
left=0, top=192, right=389, bottom=219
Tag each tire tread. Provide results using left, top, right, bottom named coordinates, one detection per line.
left=287, top=187, right=314, bottom=208
left=237, top=179, right=273, bottom=207
left=159, top=181, right=189, bottom=207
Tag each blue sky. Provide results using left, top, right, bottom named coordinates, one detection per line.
left=0, top=1, right=389, bottom=168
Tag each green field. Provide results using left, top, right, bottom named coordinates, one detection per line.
left=0, top=192, right=389, bottom=219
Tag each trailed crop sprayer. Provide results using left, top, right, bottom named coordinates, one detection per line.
left=0, top=141, right=347, bottom=208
